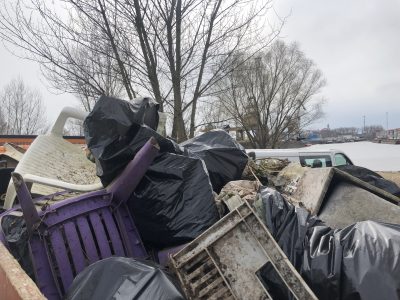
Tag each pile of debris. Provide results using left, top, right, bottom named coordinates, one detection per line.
left=0, top=96, right=399, bottom=300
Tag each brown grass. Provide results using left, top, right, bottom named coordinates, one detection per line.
left=378, top=172, right=400, bottom=186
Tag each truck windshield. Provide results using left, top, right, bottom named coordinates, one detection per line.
left=300, top=155, right=332, bottom=168
left=334, top=153, right=352, bottom=166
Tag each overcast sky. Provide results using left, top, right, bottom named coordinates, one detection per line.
left=0, top=0, right=399, bottom=129
left=274, top=0, right=400, bottom=129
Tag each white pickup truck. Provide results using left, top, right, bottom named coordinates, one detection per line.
left=246, top=148, right=354, bottom=168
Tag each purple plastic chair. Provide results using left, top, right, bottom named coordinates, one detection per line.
left=11, top=138, right=159, bottom=300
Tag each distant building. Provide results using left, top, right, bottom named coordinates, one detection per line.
left=387, top=128, right=400, bottom=140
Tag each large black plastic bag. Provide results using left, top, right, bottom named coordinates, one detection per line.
left=261, top=187, right=400, bottom=300
left=65, top=257, right=186, bottom=300
left=129, top=96, right=160, bottom=129
left=84, top=95, right=182, bottom=185
left=336, top=165, right=400, bottom=197
left=128, top=152, right=219, bottom=248
left=180, top=130, right=248, bottom=193
left=1, top=215, right=34, bottom=278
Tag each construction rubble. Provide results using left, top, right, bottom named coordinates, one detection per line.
left=0, top=96, right=399, bottom=300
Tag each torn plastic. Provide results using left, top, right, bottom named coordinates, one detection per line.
left=84, top=96, right=181, bottom=185
left=0, top=215, right=34, bottom=279
left=261, top=186, right=400, bottom=300
left=336, top=165, right=400, bottom=197
left=128, top=152, right=219, bottom=248
left=65, top=257, right=185, bottom=300
left=180, top=130, right=248, bottom=193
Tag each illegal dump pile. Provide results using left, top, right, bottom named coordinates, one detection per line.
left=0, top=96, right=400, bottom=300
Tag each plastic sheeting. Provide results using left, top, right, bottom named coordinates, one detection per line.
left=336, top=165, right=400, bottom=197
left=180, top=130, right=248, bottom=192
left=84, top=96, right=181, bottom=185
left=65, top=257, right=185, bottom=300
left=261, top=187, right=400, bottom=300
left=128, top=152, right=219, bottom=248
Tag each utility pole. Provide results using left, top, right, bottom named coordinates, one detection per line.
left=386, top=112, right=389, bottom=130
left=363, top=115, right=365, bottom=135
left=386, top=112, right=389, bottom=138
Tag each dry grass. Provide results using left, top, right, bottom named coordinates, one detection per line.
left=378, top=172, right=400, bottom=186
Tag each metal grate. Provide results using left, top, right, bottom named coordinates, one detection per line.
left=179, top=250, right=234, bottom=299
left=171, top=202, right=317, bottom=300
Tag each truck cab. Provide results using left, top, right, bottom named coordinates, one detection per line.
left=246, top=149, right=353, bottom=168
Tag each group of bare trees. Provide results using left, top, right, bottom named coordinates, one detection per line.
left=321, top=127, right=358, bottom=138
left=0, top=78, right=48, bottom=135
left=0, top=0, right=285, bottom=142
left=363, top=125, right=384, bottom=138
left=211, top=41, right=325, bottom=148
left=321, top=125, right=385, bottom=139
left=0, top=0, right=328, bottom=146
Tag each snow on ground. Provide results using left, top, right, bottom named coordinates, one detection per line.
left=307, top=141, right=400, bottom=171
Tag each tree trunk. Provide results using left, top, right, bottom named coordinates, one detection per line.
left=171, top=77, right=187, bottom=141
left=170, top=0, right=187, bottom=142
left=188, top=0, right=222, bottom=138
left=189, top=93, right=198, bottom=138
left=171, top=111, right=186, bottom=142
left=97, top=0, right=135, bottom=99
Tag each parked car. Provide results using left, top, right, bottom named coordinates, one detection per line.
left=246, top=148, right=353, bottom=168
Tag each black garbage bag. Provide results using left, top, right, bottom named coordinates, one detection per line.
left=180, top=130, right=248, bottom=193
left=336, top=165, right=400, bottom=197
left=84, top=96, right=182, bottom=185
left=129, top=96, right=160, bottom=130
left=65, top=257, right=186, bottom=300
left=261, top=187, right=400, bottom=300
left=0, top=168, right=13, bottom=195
left=128, top=152, right=219, bottom=248
left=1, top=215, right=34, bottom=279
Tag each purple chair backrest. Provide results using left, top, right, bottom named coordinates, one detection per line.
left=12, top=138, right=160, bottom=300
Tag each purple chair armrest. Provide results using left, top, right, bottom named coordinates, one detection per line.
left=107, top=137, right=159, bottom=204
left=11, top=172, right=40, bottom=233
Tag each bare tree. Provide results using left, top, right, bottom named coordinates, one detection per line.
left=195, top=97, right=234, bottom=131
left=63, top=119, right=84, bottom=136
left=0, top=0, right=131, bottom=110
left=214, top=40, right=326, bottom=148
left=0, top=108, right=7, bottom=133
left=0, top=78, right=48, bottom=134
left=0, top=0, right=282, bottom=141
left=363, top=125, right=384, bottom=139
left=118, top=0, right=282, bottom=141
left=329, top=127, right=358, bottom=137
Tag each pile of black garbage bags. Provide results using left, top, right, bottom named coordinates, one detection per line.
left=260, top=186, right=400, bottom=300
left=84, top=96, right=248, bottom=248
left=83, top=96, right=400, bottom=300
